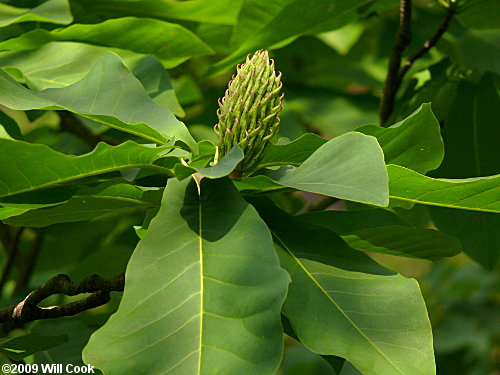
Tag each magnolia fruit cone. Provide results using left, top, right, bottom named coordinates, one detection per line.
left=214, top=50, right=283, bottom=176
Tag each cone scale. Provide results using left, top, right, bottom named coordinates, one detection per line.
left=214, top=50, right=283, bottom=176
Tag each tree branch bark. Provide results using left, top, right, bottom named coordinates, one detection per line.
left=0, top=273, right=125, bottom=324
left=379, top=1, right=455, bottom=126
left=399, top=7, right=454, bottom=80
left=379, top=0, right=413, bottom=126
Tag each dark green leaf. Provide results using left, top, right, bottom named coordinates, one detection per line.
left=429, top=208, right=500, bottom=271
left=0, top=110, right=22, bottom=140
left=301, top=209, right=461, bottom=260
left=0, top=334, right=68, bottom=360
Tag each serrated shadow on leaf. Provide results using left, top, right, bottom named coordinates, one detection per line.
left=83, top=177, right=289, bottom=375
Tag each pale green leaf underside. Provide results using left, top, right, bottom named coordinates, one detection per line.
left=0, top=52, right=195, bottom=148
left=389, top=165, right=500, bottom=213
left=356, top=104, right=444, bottom=174
left=272, top=132, right=389, bottom=206
left=83, top=178, right=289, bottom=375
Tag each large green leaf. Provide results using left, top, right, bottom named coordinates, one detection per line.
left=0, top=17, right=214, bottom=67
left=83, top=177, right=289, bottom=374
left=0, top=139, right=178, bottom=198
left=0, top=0, right=72, bottom=27
left=208, top=0, right=373, bottom=76
left=389, top=165, right=500, bottom=213
left=301, top=209, right=461, bottom=261
left=252, top=199, right=435, bottom=375
left=357, top=104, right=444, bottom=174
left=71, top=0, right=242, bottom=25
left=4, top=181, right=162, bottom=227
left=270, top=132, right=389, bottom=206
left=0, top=42, right=184, bottom=115
left=0, top=42, right=142, bottom=89
left=0, top=52, right=195, bottom=148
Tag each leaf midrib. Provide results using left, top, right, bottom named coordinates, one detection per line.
left=272, top=232, right=405, bottom=375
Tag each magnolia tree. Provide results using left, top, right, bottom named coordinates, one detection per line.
left=0, top=0, right=498, bottom=374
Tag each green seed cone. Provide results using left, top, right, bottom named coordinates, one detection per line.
left=214, top=50, right=283, bottom=175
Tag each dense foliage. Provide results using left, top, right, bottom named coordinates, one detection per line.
left=0, top=0, right=498, bottom=374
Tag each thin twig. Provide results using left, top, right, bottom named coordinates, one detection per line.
left=379, top=1, right=455, bottom=125
left=379, top=0, right=413, bottom=126
left=399, top=6, right=454, bottom=80
left=0, top=273, right=125, bottom=324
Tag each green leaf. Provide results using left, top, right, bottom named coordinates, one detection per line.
left=130, top=56, right=185, bottom=116
left=0, top=0, right=72, bottom=27
left=0, top=206, right=29, bottom=220
left=356, top=104, right=444, bottom=174
left=4, top=182, right=161, bottom=227
left=257, top=133, right=327, bottom=169
left=71, top=0, right=242, bottom=25
left=0, top=17, right=214, bottom=67
left=271, top=132, right=389, bottom=206
left=0, top=110, right=22, bottom=140
left=233, top=175, right=286, bottom=192
left=0, top=334, right=68, bottom=360
left=457, top=0, right=500, bottom=29
left=430, top=208, right=500, bottom=271
left=301, top=209, right=461, bottom=261
left=253, top=200, right=435, bottom=375
left=0, top=139, right=178, bottom=198
left=0, top=51, right=195, bottom=148
left=389, top=165, right=500, bottom=213
left=174, top=145, right=244, bottom=180
left=83, top=177, right=289, bottom=374
left=432, top=73, right=500, bottom=179
left=208, top=0, right=373, bottom=76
